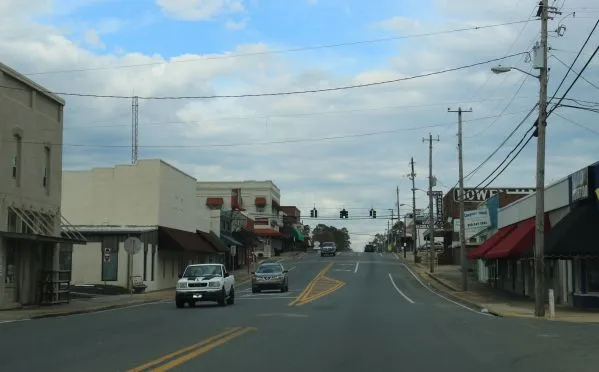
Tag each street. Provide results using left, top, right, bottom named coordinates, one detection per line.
left=1, top=252, right=598, bottom=372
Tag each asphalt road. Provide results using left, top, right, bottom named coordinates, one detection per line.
left=2, top=251, right=599, bottom=372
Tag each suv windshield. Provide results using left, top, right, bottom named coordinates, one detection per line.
left=322, top=242, right=335, bottom=247
left=183, top=265, right=222, bottom=278
left=256, top=264, right=283, bottom=274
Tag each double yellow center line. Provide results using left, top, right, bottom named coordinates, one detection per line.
left=288, top=262, right=345, bottom=306
left=127, top=326, right=256, bottom=371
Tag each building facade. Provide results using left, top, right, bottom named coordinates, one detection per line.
left=62, top=159, right=223, bottom=291
left=197, top=181, right=284, bottom=258
left=0, top=62, right=84, bottom=308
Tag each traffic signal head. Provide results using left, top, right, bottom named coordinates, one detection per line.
left=310, top=209, right=314, bottom=218
left=344, top=209, right=349, bottom=218
left=339, top=210, right=343, bottom=218
left=369, top=208, right=373, bottom=217
left=314, top=209, right=317, bottom=218
left=373, top=210, right=377, bottom=218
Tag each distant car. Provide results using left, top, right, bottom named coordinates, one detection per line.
left=320, top=242, right=337, bottom=257
left=364, top=244, right=375, bottom=252
left=175, top=264, right=235, bottom=308
left=251, top=262, right=289, bottom=293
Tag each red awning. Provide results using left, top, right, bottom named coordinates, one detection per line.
left=206, top=197, right=224, bottom=207
left=467, top=225, right=517, bottom=260
left=484, top=217, right=536, bottom=259
left=255, top=197, right=267, bottom=206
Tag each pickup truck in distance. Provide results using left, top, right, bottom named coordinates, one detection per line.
left=175, top=263, right=235, bottom=308
left=320, top=242, right=337, bottom=257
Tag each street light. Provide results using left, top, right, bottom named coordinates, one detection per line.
left=491, top=65, right=540, bottom=80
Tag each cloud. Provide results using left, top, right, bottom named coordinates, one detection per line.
left=225, top=19, right=247, bottom=30
left=1, top=0, right=598, bottom=250
left=83, top=29, right=106, bottom=49
left=156, top=0, right=245, bottom=21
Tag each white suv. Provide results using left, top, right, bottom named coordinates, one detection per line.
left=175, top=263, right=235, bottom=308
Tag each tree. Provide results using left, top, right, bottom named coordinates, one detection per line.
left=302, top=225, right=311, bottom=238
left=312, top=224, right=351, bottom=251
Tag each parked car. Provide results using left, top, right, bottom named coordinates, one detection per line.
left=251, top=262, right=289, bottom=293
left=175, top=263, right=235, bottom=308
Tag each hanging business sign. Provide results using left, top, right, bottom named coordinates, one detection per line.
left=453, top=188, right=535, bottom=202
left=570, top=167, right=589, bottom=202
left=453, top=207, right=491, bottom=239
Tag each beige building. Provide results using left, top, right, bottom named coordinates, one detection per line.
left=0, top=62, right=84, bottom=308
left=62, top=159, right=225, bottom=291
left=197, top=181, right=283, bottom=257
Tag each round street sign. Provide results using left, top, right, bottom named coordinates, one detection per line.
left=124, top=237, right=142, bottom=255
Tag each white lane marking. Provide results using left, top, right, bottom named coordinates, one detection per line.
left=354, top=262, right=360, bottom=273
left=0, top=319, right=30, bottom=325
left=388, top=273, right=415, bottom=304
left=289, top=266, right=296, bottom=271
left=401, top=264, right=492, bottom=317
left=333, top=269, right=353, bottom=272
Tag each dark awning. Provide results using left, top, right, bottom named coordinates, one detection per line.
left=1, top=231, right=86, bottom=245
left=197, top=230, right=229, bottom=253
left=232, top=229, right=260, bottom=246
left=484, top=218, right=536, bottom=260
left=467, top=225, right=517, bottom=260
left=544, top=202, right=599, bottom=258
left=158, top=226, right=214, bottom=253
left=221, top=233, right=242, bottom=247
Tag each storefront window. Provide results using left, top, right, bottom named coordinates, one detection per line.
left=59, top=244, right=73, bottom=271
left=586, top=259, right=599, bottom=292
left=5, top=245, right=16, bottom=285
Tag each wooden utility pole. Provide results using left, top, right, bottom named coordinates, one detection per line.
left=449, top=107, right=472, bottom=291
left=423, top=133, right=439, bottom=273
left=534, top=0, right=550, bottom=317
left=408, top=158, right=418, bottom=262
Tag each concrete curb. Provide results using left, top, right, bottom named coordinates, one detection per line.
left=29, top=298, right=164, bottom=320
left=406, top=263, right=504, bottom=317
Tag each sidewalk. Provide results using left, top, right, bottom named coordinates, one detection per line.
left=0, top=257, right=306, bottom=323
left=0, top=289, right=173, bottom=322
left=405, top=253, right=599, bottom=323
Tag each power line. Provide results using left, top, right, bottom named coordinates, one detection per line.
left=64, top=96, right=537, bottom=130
left=0, top=52, right=529, bottom=100
left=2, top=110, right=534, bottom=148
left=473, top=125, right=535, bottom=189
left=479, top=131, right=536, bottom=188
left=22, top=20, right=532, bottom=76
left=547, top=18, right=599, bottom=104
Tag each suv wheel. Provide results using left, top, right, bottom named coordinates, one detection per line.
left=218, top=288, right=227, bottom=306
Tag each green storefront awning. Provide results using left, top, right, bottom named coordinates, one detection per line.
left=290, top=227, right=304, bottom=242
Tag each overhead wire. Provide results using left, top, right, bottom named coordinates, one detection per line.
left=464, top=17, right=599, bottom=188
left=21, top=20, right=533, bottom=76
left=0, top=52, right=529, bottom=100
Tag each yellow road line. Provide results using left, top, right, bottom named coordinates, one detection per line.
left=127, top=327, right=244, bottom=372
left=152, top=327, right=257, bottom=371
left=296, top=280, right=346, bottom=306
left=288, top=262, right=334, bottom=306
left=288, top=278, right=318, bottom=306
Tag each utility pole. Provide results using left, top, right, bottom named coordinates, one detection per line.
left=534, top=0, right=550, bottom=318
left=449, top=107, right=472, bottom=291
left=396, top=186, right=404, bottom=258
left=408, top=158, right=418, bottom=262
left=131, top=95, right=139, bottom=164
left=423, top=133, right=439, bottom=273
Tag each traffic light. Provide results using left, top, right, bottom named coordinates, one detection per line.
left=314, top=209, right=318, bottom=218
left=339, top=210, right=344, bottom=218
left=310, top=209, right=314, bottom=218
left=369, top=208, right=373, bottom=217
left=340, top=209, right=348, bottom=219
left=373, top=210, right=377, bottom=218
left=310, top=208, right=317, bottom=218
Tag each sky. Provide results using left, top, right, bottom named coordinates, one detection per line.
left=1, top=0, right=599, bottom=250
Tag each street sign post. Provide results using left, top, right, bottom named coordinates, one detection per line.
left=124, top=237, right=142, bottom=296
